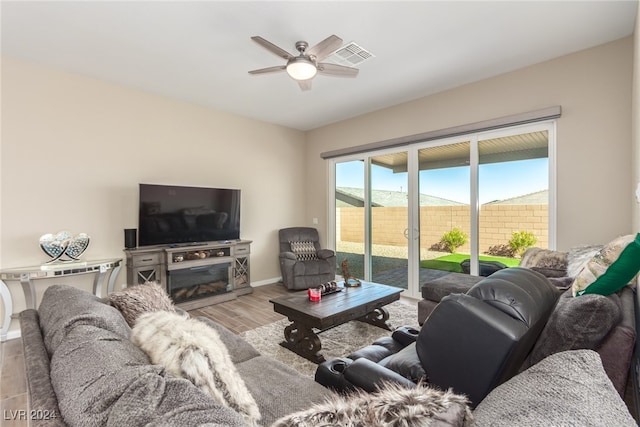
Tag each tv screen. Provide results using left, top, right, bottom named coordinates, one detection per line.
left=138, top=184, right=241, bottom=247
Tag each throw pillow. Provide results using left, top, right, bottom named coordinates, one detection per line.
left=289, top=240, right=318, bottom=260
left=109, top=282, right=175, bottom=327
left=580, top=233, right=640, bottom=296
left=572, top=234, right=636, bottom=296
left=524, top=289, right=621, bottom=369
left=271, top=381, right=473, bottom=427
left=131, top=311, right=261, bottom=427
left=473, top=350, right=636, bottom=426
left=519, top=247, right=568, bottom=278
left=567, top=244, right=602, bottom=277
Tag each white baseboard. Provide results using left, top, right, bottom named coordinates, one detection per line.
left=3, top=329, right=21, bottom=342
left=251, top=277, right=282, bottom=287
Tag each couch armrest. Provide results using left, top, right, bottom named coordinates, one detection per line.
left=392, top=326, right=421, bottom=346
left=280, top=251, right=297, bottom=261
left=317, top=249, right=335, bottom=260
left=19, top=309, right=66, bottom=426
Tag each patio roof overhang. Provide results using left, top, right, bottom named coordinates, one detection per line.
left=371, top=130, right=549, bottom=173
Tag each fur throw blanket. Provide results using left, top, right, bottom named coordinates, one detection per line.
left=131, top=311, right=261, bottom=426
left=271, top=381, right=473, bottom=427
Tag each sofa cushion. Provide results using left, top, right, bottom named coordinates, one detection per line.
left=50, top=324, right=246, bottom=426
left=195, top=316, right=261, bottom=364
left=109, top=281, right=175, bottom=327
left=421, top=273, right=482, bottom=302
left=572, top=234, right=636, bottom=296
left=525, top=289, right=621, bottom=368
left=580, top=233, right=640, bottom=296
left=38, top=284, right=130, bottom=356
left=236, top=355, right=333, bottom=427
left=131, top=311, right=261, bottom=426
left=292, top=258, right=333, bottom=276
left=473, top=350, right=636, bottom=426
left=384, top=343, right=426, bottom=383
left=597, top=324, right=636, bottom=397
left=271, top=380, right=473, bottom=427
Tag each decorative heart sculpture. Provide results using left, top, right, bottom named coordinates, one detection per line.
left=39, top=231, right=72, bottom=262
left=39, top=231, right=90, bottom=263
left=65, top=233, right=90, bottom=260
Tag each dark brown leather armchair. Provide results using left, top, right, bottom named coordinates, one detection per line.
left=279, top=227, right=336, bottom=290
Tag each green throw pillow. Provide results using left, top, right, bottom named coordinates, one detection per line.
left=580, top=233, right=640, bottom=296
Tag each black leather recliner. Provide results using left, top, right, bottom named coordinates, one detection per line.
left=315, top=267, right=560, bottom=407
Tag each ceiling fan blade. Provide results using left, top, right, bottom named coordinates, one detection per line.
left=298, top=79, right=312, bottom=91
left=317, top=63, right=359, bottom=77
left=307, top=35, right=343, bottom=62
left=251, top=36, right=294, bottom=61
left=248, top=65, right=286, bottom=75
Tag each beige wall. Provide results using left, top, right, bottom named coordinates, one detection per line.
left=306, top=37, right=634, bottom=252
left=1, top=57, right=306, bottom=336
left=633, top=7, right=640, bottom=233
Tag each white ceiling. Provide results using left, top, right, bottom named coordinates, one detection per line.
left=1, top=1, right=637, bottom=131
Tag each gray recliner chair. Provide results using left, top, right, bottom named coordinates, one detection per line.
left=279, top=227, right=336, bottom=290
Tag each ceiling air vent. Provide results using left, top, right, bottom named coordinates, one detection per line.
left=325, top=42, right=374, bottom=67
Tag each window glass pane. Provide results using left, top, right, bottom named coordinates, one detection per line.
left=418, top=142, right=471, bottom=276
left=335, top=160, right=365, bottom=279
left=478, top=130, right=549, bottom=271
left=370, top=152, right=408, bottom=289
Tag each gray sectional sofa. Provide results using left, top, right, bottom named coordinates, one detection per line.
left=19, top=279, right=640, bottom=426
left=19, top=284, right=332, bottom=426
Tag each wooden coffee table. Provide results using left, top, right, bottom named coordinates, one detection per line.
left=270, top=281, right=403, bottom=363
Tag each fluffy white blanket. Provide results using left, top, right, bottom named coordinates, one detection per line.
left=131, top=310, right=261, bottom=426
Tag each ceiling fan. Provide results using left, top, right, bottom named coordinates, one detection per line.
left=248, top=35, right=359, bottom=91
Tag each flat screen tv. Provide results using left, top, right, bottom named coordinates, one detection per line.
left=138, top=183, right=241, bottom=247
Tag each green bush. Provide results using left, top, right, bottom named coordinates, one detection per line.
left=485, top=244, right=516, bottom=258
left=509, top=230, right=537, bottom=257
left=440, top=228, right=468, bottom=253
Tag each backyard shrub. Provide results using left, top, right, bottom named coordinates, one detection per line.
left=440, top=228, right=468, bottom=253
left=486, top=244, right=516, bottom=258
left=509, top=230, right=537, bottom=257
left=429, top=241, right=449, bottom=252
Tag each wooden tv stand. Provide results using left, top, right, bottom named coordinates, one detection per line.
left=123, top=240, right=251, bottom=310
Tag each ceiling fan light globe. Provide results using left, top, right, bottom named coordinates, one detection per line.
left=286, top=59, right=317, bottom=81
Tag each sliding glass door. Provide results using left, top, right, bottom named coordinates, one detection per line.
left=331, top=122, right=555, bottom=298
left=370, top=152, right=409, bottom=289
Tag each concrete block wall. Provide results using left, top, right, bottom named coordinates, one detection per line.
left=337, top=204, right=549, bottom=256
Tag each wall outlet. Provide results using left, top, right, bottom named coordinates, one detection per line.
left=636, top=182, right=640, bottom=204
left=312, top=217, right=319, bottom=224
